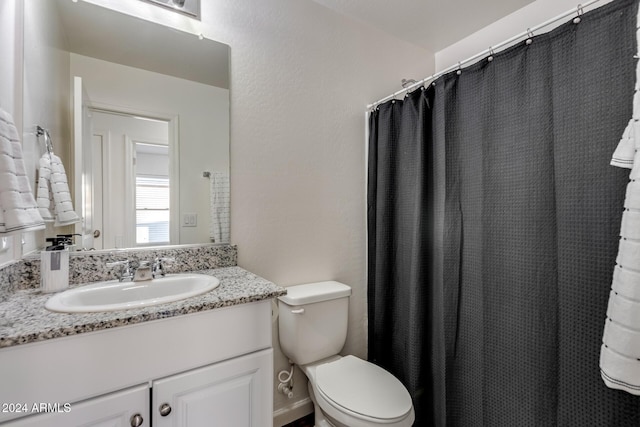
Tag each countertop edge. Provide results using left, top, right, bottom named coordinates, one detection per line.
left=0, top=266, right=286, bottom=349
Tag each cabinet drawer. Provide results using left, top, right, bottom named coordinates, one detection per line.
left=2, top=385, right=149, bottom=427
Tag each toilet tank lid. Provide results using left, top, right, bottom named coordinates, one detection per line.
left=278, top=281, right=351, bottom=306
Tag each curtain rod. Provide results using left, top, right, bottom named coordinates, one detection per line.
left=366, top=0, right=604, bottom=110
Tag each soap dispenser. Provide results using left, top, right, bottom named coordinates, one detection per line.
left=40, top=236, right=70, bottom=293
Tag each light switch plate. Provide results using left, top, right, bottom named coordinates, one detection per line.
left=183, top=213, right=197, bottom=227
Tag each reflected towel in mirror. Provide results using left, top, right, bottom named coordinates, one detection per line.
left=209, top=171, right=229, bottom=243
left=0, top=109, right=45, bottom=234
left=36, top=152, right=80, bottom=226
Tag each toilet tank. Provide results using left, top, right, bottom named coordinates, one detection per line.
left=278, top=281, right=351, bottom=366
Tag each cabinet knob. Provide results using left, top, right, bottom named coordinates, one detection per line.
left=130, top=414, right=144, bottom=427
left=159, top=403, right=172, bottom=416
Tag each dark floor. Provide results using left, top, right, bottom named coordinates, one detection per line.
left=282, top=413, right=314, bottom=427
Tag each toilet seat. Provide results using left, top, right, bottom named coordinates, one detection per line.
left=307, top=355, right=414, bottom=426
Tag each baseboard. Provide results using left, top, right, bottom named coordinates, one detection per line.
left=273, top=397, right=314, bottom=427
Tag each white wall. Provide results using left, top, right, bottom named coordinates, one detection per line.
left=0, top=0, right=22, bottom=265
left=21, top=0, right=73, bottom=254
left=203, top=2, right=432, bottom=420
left=81, top=0, right=433, bottom=421
left=436, top=0, right=615, bottom=72
left=70, top=54, right=229, bottom=246
left=0, top=0, right=22, bottom=123
left=4, top=0, right=433, bottom=421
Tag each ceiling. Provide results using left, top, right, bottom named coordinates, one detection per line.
left=310, top=0, right=537, bottom=52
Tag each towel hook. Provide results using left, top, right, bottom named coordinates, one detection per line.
left=36, top=126, right=54, bottom=154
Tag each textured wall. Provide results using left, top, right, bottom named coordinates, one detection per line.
left=208, top=1, right=432, bottom=419
left=435, top=0, right=615, bottom=71
left=0, top=0, right=21, bottom=265
left=21, top=0, right=72, bottom=254
left=54, top=0, right=434, bottom=420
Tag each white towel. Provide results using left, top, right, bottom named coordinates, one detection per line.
left=621, top=210, right=640, bottom=239
left=612, top=265, right=640, bottom=299
left=36, top=153, right=80, bottom=226
left=209, top=171, right=230, bottom=243
left=601, top=4, right=640, bottom=394
left=604, top=320, right=640, bottom=358
left=624, top=181, right=640, bottom=208
left=0, top=109, right=44, bottom=234
left=601, top=345, right=640, bottom=393
left=616, top=239, right=640, bottom=268
left=606, top=291, right=640, bottom=329
left=611, top=120, right=635, bottom=168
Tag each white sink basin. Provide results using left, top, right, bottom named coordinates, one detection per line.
left=45, top=274, right=220, bottom=313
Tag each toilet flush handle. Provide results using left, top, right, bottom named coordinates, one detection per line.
left=291, top=308, right=305, bottom=315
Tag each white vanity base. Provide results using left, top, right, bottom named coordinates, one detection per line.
left=0, top=300, right=273, bottom=426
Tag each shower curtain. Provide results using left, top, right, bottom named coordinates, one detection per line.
left=367, top=0, right=640, bottom=425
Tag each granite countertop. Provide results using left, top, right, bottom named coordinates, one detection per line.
left=0, top=266, right=286, bottom=349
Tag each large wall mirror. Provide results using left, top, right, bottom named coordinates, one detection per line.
left=22, top=0, right=230, bottom=252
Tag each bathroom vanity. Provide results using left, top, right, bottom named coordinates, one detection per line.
left=0, top=265, right=285, bottom=426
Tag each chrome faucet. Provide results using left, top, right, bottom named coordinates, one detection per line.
left=106, top=260, right=133, bottom=282
left=152, top=257, right=175, bottom=278
left=132, top=261, right=153, bottom=281
left=107, top=257, right=175, bottom=282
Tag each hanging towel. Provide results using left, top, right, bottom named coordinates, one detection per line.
left=601, top=7, right=640, bottom=395
left=0, top=109, right=45, bottom=234
left=36, top=153, right=80, bottom=226
left=611, top=119, right=635, bottom=168
left=208, top=171, right=229, bottom=243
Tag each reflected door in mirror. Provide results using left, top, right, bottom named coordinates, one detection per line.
left=91, top=110, right=172, bottom=249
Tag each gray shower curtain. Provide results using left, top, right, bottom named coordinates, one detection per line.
left=367, top=0, right=640, bottom=425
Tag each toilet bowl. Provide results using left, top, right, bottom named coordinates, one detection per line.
left=303, top=355, right=414, bottom=426
left=278, top=281, right=415, bottom=427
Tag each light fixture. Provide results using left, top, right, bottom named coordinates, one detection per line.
left=138, top=0, right=200, bottom=20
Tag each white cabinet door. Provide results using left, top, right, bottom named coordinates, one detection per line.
left=4, top=384, right=149, bottom=427
left=152, top=349, right=273, bottom=427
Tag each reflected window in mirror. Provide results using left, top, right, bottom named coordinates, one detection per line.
left=135, top=143, right=170, bottom=246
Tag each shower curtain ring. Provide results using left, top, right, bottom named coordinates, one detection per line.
left=456, top=62, right=462, bottom=75
left=487, top=47, right=495, bottom=62
left=573, top=4, right=584, bottom=24
left=525, top=28, right=534, bottom=45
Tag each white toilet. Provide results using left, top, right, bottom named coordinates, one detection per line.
left=278, top=281, right=415, bottom=427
